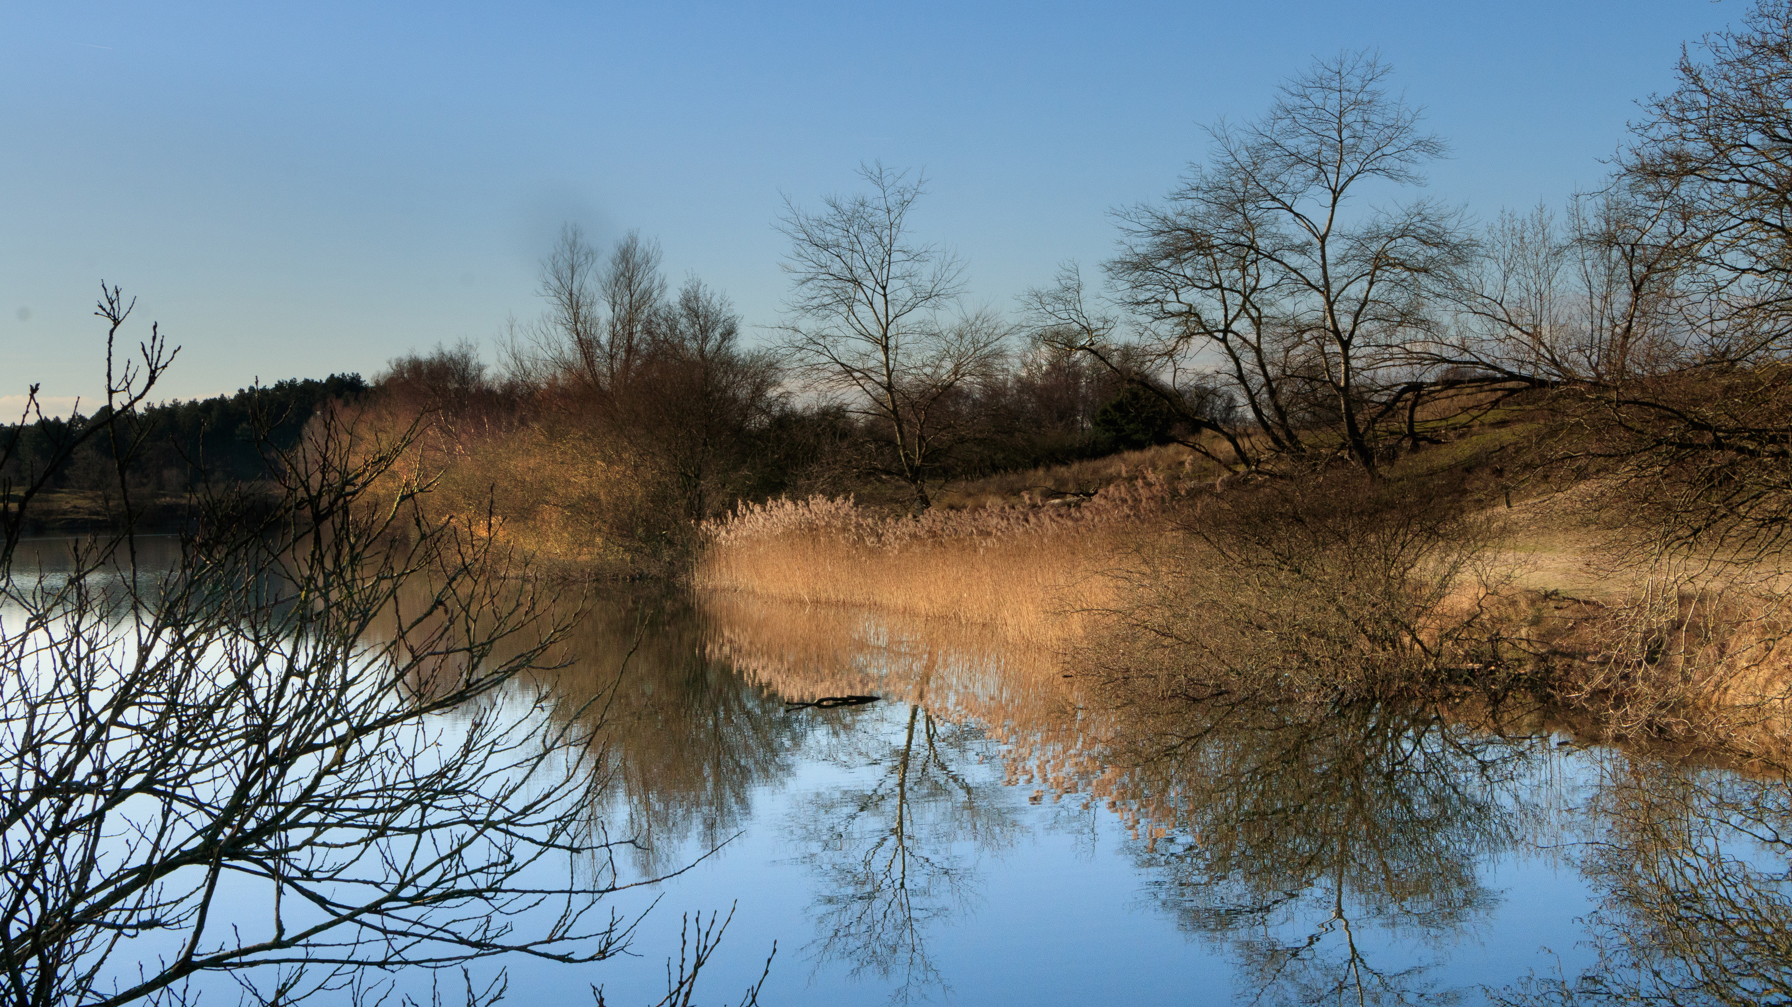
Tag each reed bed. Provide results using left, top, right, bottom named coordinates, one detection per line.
left=695, top=473, right=1184, bottom=648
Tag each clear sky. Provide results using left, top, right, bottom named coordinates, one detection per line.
left=1, top=1, right=1744, bottom=415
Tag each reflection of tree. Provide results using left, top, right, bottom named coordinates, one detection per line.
left=1108, top=698, right=1545, bottom=1006
left=695, top=588, right=1579, bottom=1004
left=791, top=667, right=1020, bottom=1004
left=1498, top=760, right=1792, bottom=1007
left=692, top=592, right=1057, bottom=1000
left=542, top=589, right=808, bottom=875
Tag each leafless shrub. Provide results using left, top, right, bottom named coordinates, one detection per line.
left=0, top=294, right=749, bottom=1005
left=1517, top=562, right=1792, bottom=756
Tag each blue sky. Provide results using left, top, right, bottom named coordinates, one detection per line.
left=1, top=1, right=1743, bottom=414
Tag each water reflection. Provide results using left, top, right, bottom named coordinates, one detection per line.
left=1499, top=757, right=1792, bottom=1006
left=696, top=593, right=1536, bottom=1000
left=701, top=592, right=1060, bottom=998
left=5, top=533, right=184, bottom=573
left=793, top=694, right=1021, bottom=1001
left=549, top=591, right=1023, bottom=999
left=1111, top=699, right=1546, bottom=1005
left=516, top=587, right=1792, bottom=1004
left=539, top=588, right=808, bottom=874
left=14, top=539, right=1790, bottom=1003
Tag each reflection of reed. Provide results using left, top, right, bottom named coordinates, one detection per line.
left=699, top=588, right=1062, bottom=703
left=697, top=589, right=1113, bottom=803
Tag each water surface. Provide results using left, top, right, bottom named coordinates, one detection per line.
left=10, top=543, right=1788, bottom=1006
left=525, top=589, right=1788, bottom=1006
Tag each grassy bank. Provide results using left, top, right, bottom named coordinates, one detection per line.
left=3, top=489, right=193, bottom=536
left=695, top=424, right=1792, bottom=766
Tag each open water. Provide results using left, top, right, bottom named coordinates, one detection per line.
left=517, top=588, right=1791, bottom=1006
left=8, top=538, right=1789, bottom=1006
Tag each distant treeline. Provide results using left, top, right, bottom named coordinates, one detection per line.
left=1, top=374, right=368, bottom=495
left=1, top=292, right=1198, bottom=552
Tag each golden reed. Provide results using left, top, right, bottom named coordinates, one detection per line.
left=692, top=474, right=1187, bottom=649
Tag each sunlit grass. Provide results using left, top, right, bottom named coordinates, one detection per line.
left=694, top=474, right=1189, bottom=648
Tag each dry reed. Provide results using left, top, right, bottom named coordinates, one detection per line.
left=694, top=472, right=1186, bottom=647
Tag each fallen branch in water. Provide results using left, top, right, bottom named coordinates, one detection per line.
left=785, top=695, right=881, bottom=710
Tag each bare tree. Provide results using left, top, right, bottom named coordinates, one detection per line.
left=777, top=163, right=1007, bottom=508
left=494, top=229, right=783, bottom=555
left=1620, top=0, right=1792, bottom=363
left=0, top=292, right=751, bottom=1006
left=601, top=233, right=669, bottom=387
left=1424, top=4, right=1792, bottom=553
left=1440, top=196, right=1699, bottom=386
left=636, top=279, right=783, bottom=522
left=511, top=224, right=605, bottom=389
left=1066, top=51, right=1465, bottom=474
left=510, top=227, right=667, bottom=393
left=1024, top=263, right=1258, bottom=471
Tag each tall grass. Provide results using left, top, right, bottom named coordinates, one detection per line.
left=694, top=473, right=1188, bottom=647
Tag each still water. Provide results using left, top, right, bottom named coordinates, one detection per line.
left=8, top=536, right=1788, bottom=1005
left=516, top=588, right=1792, bottom=1006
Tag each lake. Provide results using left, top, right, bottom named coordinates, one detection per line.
left=6, top=537, right=1787, bottom=1006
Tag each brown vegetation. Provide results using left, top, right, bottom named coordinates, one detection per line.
left=693, top=472, right=1191, bottom=648
left=695, top=413, right=1792, bottom=766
